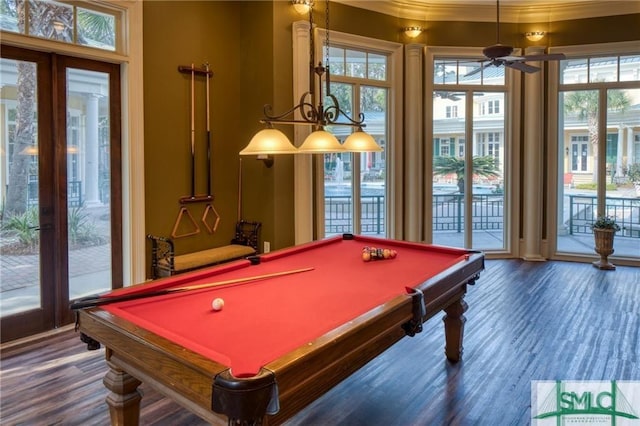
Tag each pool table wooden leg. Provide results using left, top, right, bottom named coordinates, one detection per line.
left=443, top=296, right=468, bottom=363
left=103, top=358, right=142, bottom=426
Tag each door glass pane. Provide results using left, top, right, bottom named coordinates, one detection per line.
left=325, top=82, right=354, bottom=237
left=0, top=58, right=42, bottom=316
left=472, top=92, right=505, bottom=250
left=606, top=88, right=640, bottom=258
left=66, top=68, right=112, bottom=299
left=360, top=85, right=386, bottom=236
left=557, top=90, right=598, bottom=254
left=433, top=91, right=466, bottom=247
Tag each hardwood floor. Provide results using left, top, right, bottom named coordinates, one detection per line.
left=1, top=259, right=638, bottom=425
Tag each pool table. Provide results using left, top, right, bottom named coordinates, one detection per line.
left=75, top=234, right=484, bottom=425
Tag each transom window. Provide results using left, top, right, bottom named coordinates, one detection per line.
left=560, top=55, right=640, bottom=84
left=1, top=0, right=120, bottom=52
left=329, top=46, right=387, bottom=81
left=433, top=58, right=505, bottom=86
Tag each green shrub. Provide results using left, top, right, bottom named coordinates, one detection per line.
left=575, top=183, right=617, bottom=191
left=2, top=208, right=39, bottom=247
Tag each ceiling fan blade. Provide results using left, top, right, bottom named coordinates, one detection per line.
left=499, top=55, right=525, bottom=61
left=504, top=61, right=540, bottom=73
left=521, top=53, right=567, bottom=61
left=464, top=62, right=490, bottom=77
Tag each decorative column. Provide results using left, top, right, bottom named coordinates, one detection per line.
left=404, top=43, right=424, bottom=242
left=84, top=94, right=101, bottom=206
left=626, top=126, right=634, bottom=169
left=292, top=20, right=313, bottom=244
left=616, top=125, right=624, bottom=178
left=522, top=47, right=545, bottom=261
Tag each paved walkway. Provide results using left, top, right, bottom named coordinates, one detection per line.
left=1, top=244, right=111, bottom=292
left=0, top=244, right=111, bottom=316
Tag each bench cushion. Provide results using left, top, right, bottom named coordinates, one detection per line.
left=159, top=244, right=256, bottom=272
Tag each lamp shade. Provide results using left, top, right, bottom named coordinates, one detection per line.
left=343, top=130, right=383, bottom=152
left=240, top=128, right=298, bottom=155
left=298, top=129, right=345, bottom=153
left=525, top=31, right=545, bottom=42
left=404, top=26, right=423, bottom=38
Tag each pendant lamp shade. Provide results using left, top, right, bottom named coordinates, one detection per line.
left=298, top=129, right=345, bottom=153
left=239, top=128, right=298, bottom=155
left=342, top=129, right=383, bottom=152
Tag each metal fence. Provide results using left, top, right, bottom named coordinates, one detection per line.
left=326, top=193, right=640, bottom=239
left=27, top=180, right=83, bottom=207
left=567, top=194, right=640, bottom=238
left=325, top=195, right=385, bottom=234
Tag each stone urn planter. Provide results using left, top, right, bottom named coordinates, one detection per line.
left=591, top=216, right=620, bottom=270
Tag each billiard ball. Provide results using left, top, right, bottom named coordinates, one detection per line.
left=211, top=298, right=225, bottom=311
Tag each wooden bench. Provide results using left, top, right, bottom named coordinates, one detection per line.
left=148, top=221, right=261, bottom=279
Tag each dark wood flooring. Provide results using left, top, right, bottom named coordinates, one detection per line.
left=1, top=259, right=638, bottom=425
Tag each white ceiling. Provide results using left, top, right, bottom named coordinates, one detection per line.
left=334, top=0, right=640, bottom=22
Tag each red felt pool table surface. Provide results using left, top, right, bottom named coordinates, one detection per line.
left=102, top=234, right=469, bottom=377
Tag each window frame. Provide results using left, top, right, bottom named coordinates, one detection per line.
left=1, top=1, right=145, bottom=285
left=547, top=40, right=640, bottom=265
left=426, top=46, right=520, bottom=253
left=291, top=21, right=402, bottom=243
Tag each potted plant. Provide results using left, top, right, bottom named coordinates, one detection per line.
left=591, top=215, right=620, bottom=270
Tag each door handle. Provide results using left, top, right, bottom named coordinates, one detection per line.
left=31, top=224, right=53, bottom=231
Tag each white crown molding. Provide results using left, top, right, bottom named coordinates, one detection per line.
left=334, top=1, right=640, bottom=23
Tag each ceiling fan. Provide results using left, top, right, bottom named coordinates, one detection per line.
left=466, top=0, right=566, bottom=76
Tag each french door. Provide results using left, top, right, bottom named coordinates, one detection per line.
left=0, top=45, right=122, bottom=341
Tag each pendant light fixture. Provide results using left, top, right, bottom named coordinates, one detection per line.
left=239, top=0, right=382, bottom=159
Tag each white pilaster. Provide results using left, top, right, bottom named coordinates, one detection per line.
left=292, top=20, right=313, bottom=244
left=404, top=43, right=424, bottom=242
left=522, top=47, right=546, bottom=261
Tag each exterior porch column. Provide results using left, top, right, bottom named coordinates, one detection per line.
left=84, top=94, right=101, bottom=206
left=616, top=125, right=624, bottom=178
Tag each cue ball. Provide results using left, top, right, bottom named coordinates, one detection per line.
left=211, top=298, right=225, bottom=311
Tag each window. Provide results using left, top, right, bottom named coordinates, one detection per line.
left=324, top=46, right=391, bottom=236
left=431, top=50, right=510, bottom=251
left=554, top=47, right=640, bottom=260
left=292, top=24, right=401, bottom=242
left=1, top=0, right=120, bottom=52
left=446, top=105, right=458, bottom=118
left=480, top=99, right=500, bottom=115
left=476, top=132, right=501, bottom=160
left=440, top=139, right=451, bottom=156
left=560, top=54, right=640, bottom=84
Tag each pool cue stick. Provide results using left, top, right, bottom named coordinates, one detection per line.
left=189, top=63, right=196, bottom=199
left=205, top=63, right=212, bottom=197
left=237, top=157, right=242, bottom=222
left=70, top=267, right=314, bottom=310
